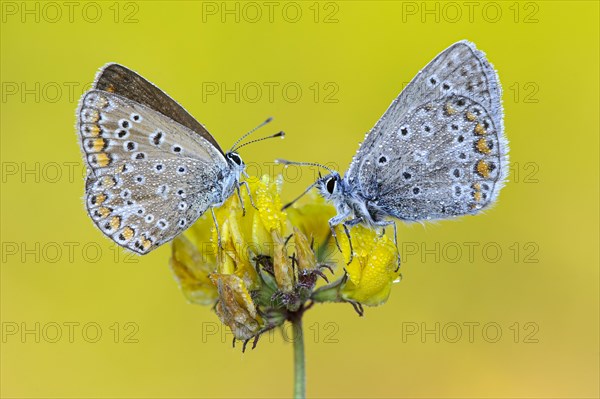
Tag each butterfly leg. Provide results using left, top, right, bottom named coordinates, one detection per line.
left=211, top=207, right=222, bottom=250
left=240, top=181, right=258, bottom=210
left=328, top=216, right=346, bottom=255
left=340, top=217, right=364, bottom=265
left=235, top=184, right=247, bottom=217
left=329, top=222, right=342, bottom=253
left=342, top=224, right=354, bottom=265
left=344, top=217, right=363, bottom=227
left=328, top=212, right=353, bottom=265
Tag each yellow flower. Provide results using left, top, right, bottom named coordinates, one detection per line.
left=337, top=225, right=401, bottom=306
left=251, top=175, right=286, bottom=257
left=170, top=219, right=218, bottom=306
left=272, top=230, right=294, bottom=293
left=169, top=173, right=404, bottom=344
left=220, top=214, right=260, bottom=290
left=292, top=227, right=316, bottom=273
left=210, top=273, right=263, bottom=341
left=286, top=192, right=336, bottom=260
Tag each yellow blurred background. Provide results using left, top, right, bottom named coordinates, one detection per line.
left=1, top=1, right=598, bottom=398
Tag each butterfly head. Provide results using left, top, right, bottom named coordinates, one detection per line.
left=225, top=151, right=245, bottom=176
left=317, top=172, right=344, bottom=201
left=276, top=159, right=343, bottom=211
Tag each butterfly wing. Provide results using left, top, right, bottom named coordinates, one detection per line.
left=360, top=95, right=505, bottom=221
left=94, top=63, right=224, bottom=155
left=77, top=89, right=230, bottom=254
left=346, top=40, right=508, bottom=221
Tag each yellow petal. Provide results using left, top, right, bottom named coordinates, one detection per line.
left=252, top=210, right=273, bottom=257
left=292, top=227, right=316, bottom=272
left=186, top=213, right=217, bottom=260
left=286, top=192, right=336, bottom=247
left=255, top=175, right=286, bottom=234
left=272, top=230, right=294, bottom=293
left=221, top=216, right=260, bottom=290
left=339, top=225, right=401, bottom=306
left=169, top=235, right=218, bottom=306
left=250, top=175, right=287, bottom=257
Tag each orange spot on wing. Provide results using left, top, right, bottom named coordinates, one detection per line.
left=93, top=193, right=106, bottom=205
left=474, top=123, right=486, bottom=135
left=87, top=109, right=100, bottom=122
left=476, top=138, right=491, bottom=154
left=122, top=227, right=134, bottom=241
left=476, top=160, right=490, bottom=178
left=85, top=124, right=101, bottom=137
left=90, top=138, right=107, bottom=152
left=98, top=207, right=111, bottom=218
left=110, top=216, right=121, bottom=230
left=97, top=96, right=109, bottom=108
left=141, top=238, right=152, bottom=251
left=95, top=153, right=111, bottom=167
left=472, top=183, right=482, bottom=202
left=102, top=176, right=116, bottom=188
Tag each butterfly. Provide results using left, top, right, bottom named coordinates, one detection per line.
left=278, top=40, right=508, bottom=263
left=76, top=64, right=283, bottom=254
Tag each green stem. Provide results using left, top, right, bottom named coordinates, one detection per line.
left=292, top=314, right=305, bottom=399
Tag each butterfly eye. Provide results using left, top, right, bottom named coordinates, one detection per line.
left=229, top=153, right=242, bottom=165
left=326, top=177, right=336, bottom=194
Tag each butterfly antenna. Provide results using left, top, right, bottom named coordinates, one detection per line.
left=229, top=117, right=274, bottom=152
left=275, top=159, right=336, bottom=210
left=281, top=180, right=321, bottom=210
left=232, top=131, right=285, bottom=152
left=275, top=159, right=335, bottom=174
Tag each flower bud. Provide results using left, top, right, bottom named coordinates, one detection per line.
left=210, top=274, right=263, bottom=341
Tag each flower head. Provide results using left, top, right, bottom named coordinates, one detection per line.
left=169, top=174, right=402, bottom=343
